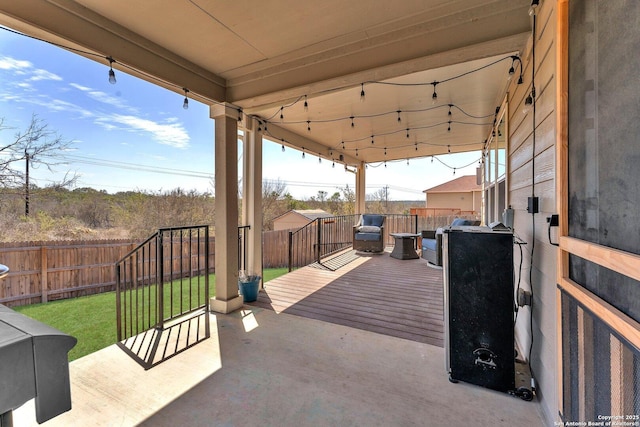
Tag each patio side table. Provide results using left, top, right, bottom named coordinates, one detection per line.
left=389, top=233, right=420, bottom=260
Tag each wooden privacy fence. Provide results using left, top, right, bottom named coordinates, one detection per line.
left=0, top=239, right=137, bottom=307
left=410, top=207, right=480, bottom=230
left=0, top=232, right=282, bottom=307
left=0, top=212, right=461, bottom=307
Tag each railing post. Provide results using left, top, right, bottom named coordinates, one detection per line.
left=288, top=231, right=293, bottom=272
left=156, top=230, right=164, bottom=329
left=316, top=218, right=322, bottom=264
left=115, top=263, right=122, bottom=341
left=204, top=226, right=210, bottom=312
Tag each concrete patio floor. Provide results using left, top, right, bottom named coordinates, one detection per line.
left=14, top=307, right=544, bottom=426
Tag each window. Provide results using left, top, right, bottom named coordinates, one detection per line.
left=483, top=99, right=508, bottom=225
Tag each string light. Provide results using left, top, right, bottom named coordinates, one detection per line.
left=371, top=135, right=375, bottom=145
left=332, top=162, right=335, bottom=168
left=447, top=145, right=451, bottom=153
left=182, top=88, right=189, bottom=109
left=523, top=92, right=534, bottom=115
left=397, top=111, right=402, bottom=123
left=0, top=28, right=258, bottom=122
left=350, top=116, right=355, bottom=128
left=360, top=83, right=365, bottom=101
left=107, top=56, right=117, bottom=84
left=280, top=107, right=284, bottom=121
left=508, top=56, right=524, bottom=85
left=448, top=104, right=452, bottom=117
left=281, top=144, right=285, bottom=152
left=307, top=120, right=311, bottom=132
left=406, top=128, right=410, bottom=138
left=529, top=0, right=540, bottom=16
left=302, top=148, right=305, bottom=159
left=304, top=95, right=308, bottom=112
left=431, top=81, right=438, bottom=104
left=318, top=156, right=321, bottom=164
left=407, top=159, right=410, bottom=165
left=447, top=121, right=451, bottom=132
left=453, top=167, right=456, bottom=175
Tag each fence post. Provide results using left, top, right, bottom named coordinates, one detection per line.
left=41, top=246, right=48, bottom=303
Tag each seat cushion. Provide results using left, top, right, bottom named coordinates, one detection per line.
left=422, top=238, right=438, bottom=251
left=451, top=218, right=476, bottom=226
left=362, top=215, right=384, bottom=227
left=355, top=232, right=382, bottom=241
left=358, top=225, right=380, bottom=233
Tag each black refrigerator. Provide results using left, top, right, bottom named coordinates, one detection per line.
left=443, top=226, right=515, bottom=392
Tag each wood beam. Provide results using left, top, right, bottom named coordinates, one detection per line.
left=236, top=34, right=529, bottom=111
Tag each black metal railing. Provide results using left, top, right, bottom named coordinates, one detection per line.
left=115, top=225, right=211, bottom=343
left=287, top=214, right=417, bottom=271
left=238, top=225, right=250, bottom=272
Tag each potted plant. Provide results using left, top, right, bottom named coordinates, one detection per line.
left=238, top=271, right=261, bottom=302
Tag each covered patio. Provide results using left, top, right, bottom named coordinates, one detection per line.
left=13, top=256, right=543, bottom=426
left=3, top=1, right=640, bottom=425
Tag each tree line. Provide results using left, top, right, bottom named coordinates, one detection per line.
left=1, top=116, right=421, bottom=242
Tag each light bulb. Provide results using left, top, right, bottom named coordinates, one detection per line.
left=108, top=69, right=116, bottom=84
left=523, top=94, right=533, bottom=114
left=107, top=56, right=116, bottom=84
left=182, top=88, right=189, bottom=110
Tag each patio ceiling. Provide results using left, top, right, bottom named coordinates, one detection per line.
left=0, top=0, right=532, bottom=165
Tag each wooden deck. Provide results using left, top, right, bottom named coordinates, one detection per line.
left=251, top=248, right=445, bottom=347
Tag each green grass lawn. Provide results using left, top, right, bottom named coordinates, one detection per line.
left=14, top=268, right=288, bottom=361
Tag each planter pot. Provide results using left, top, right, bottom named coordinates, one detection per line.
left=238, top=277, right=260, bottom=302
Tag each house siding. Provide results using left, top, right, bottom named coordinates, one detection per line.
left=425, top=191, right=481, bottom=212
left=506, top=1, right=558, bottom=425
left=273, top=212, right=310, bottom=231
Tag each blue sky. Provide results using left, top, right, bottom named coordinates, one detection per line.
left=0, top=26, right=481, bottom=200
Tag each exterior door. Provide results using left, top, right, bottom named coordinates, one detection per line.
left=557, top=0, right=640, bottom=421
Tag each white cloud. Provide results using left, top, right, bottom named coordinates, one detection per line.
left=0, top=55, right=62, bottom=82
left=100, top=114, right=190, bottom=149
left=28, top=68, right=62, bottom=82
left=0, top=56, right=31, bottom=70
left=69, top=82, right=137, bottom=112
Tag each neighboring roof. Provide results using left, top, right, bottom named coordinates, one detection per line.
left=272, top=209, right=333, bottom=222
left=423, top=175, right=481, bottom=193
left=294, top=209, right=334, bottom=220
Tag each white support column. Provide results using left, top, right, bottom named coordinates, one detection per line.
left=242, top=117, right=264, bottom=288
left=355, top=162, right=366, bottom=214
left=209, top=103, right=243, bottom=314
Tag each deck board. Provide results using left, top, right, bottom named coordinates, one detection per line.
left=251, top=249, right=445, bottom=347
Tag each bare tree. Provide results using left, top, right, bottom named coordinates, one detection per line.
left=1, top=115, right=77, bottom=216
